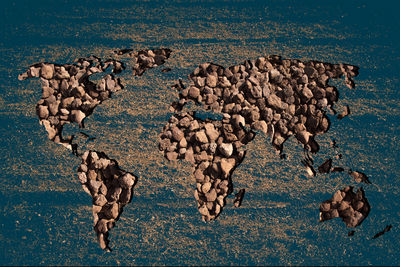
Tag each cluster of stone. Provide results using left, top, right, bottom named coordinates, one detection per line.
left=18, top=48, right=172, bottom=251
left=170, top=55, right=359, bottom=153
left=18, top=48, right=172, bottom=153
left=161, top=55, right=359, bottom=220
left=319, top=186, right=370, bottom=228
left=77, top=150, right=137, bottom=251
left=115, top=48, right=172, bottom=76
left=18, top=56, right=125, bottom=151
left=159, top=111, right=248, bottom=221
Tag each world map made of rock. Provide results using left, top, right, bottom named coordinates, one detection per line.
left=19, top=49, right=372, bottom=251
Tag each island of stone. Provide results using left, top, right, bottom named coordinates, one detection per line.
left=18, top=48, right=171, bottom=250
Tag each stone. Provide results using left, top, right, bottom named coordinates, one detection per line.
left=40, top=64, right=54, bottom=79
left=188, top=86, right=200, bottom=99
left=37, top=105, right=49, bottom=120
left=195, top=130, right=208, bottom=143
left=206, top=74, right=218, bottom=87
left=77, top=172, right=87, bottom=184
left=296, top=130, right=311, bottom=145
left=267, top=94, right=282, bottom=110
left=202, top=182, right=212, bottom=194
left=219, top=143, right=233, bottom=157
left=204, top=123, right=219, bottom=142
left=332, top=190, right=343, bottom=203
left=105, top=203, right=119, bottom=219
left=171, top=127, right=184, bottom=142
left=166, top=151, right=178, bottom=161
left=220, top=158, right=236, bottom=178
left=96, top=219, right=108, bottom=234
left=71, top=110, right=86, bottom=126
left=251, top=120, right=268, bottom=133
left=119, top=173, right=135, bottom=189
left=206, top=189, right=217, bottom=202
left=320, top=202, right=330, bottom=212
left=94, top=194, right=107, bottom=206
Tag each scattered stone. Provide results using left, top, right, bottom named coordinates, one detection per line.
left=319, top=186, right=370, bottom=228
left=318, top=158, right=332, bottom=174
left=234, top=189, right=245, bottom=207
left=161, top=68, right=172, bottom=73
left=372, top=225, right=392, bottom=239
left=331, top=167, right=345, bottom=173
left=349, top=170, right=371, bottom=184
left=337, top=105, right=350, bottom=120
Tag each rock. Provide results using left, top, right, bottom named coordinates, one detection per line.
left=94, top=194, right=107, bottom=206
left=320, top=202, right=330, bottom=212
left=37, top=105, right=49, bottom=120
left=205, top=189, right=217, bottom=202
left=220, top=158, right=236, bottom=177
left=97, top=233, right=108, bottom=250
left=194, top=168, right=205, bottom=183
left=171, top=127, right=184, bottom=142
left=302, top=87, right=314, bottom=99
left=119, top=188, right=132, bottom=204
left=119, top=173, right=135, bottom=189
left=195, top=130, right=208, bottom=143
left=267, top=94, right=282, bottom=110
left=199, top=204, right=209, bottom=216
left=332, top=190, right=343, bottom=203
left=105, top=203, right=119, bottom=219
left=96, top=219, right=108, bottom=234
left=166, top=151, right=178, bottom=161
left=188, top=86, right=200, bottom=99
left=77, top=172, right=87, bottom=184
left=71, top=110, right=86, bottom=126
left=88, top=179, right=102, bottom=194
left=204, top=123, right=219, bottom=142
left=251, top=120, right=268, bottom=133
left=42, top=86, right=54, bottom=98
left=219, top=143, right=233, bottom=157
left=206, top=74, right=217, bottom=87
left=234, top=189, right=245, bottom=207
left=40, top=64, right=54, bottom=79
left=202, top=182, right=212, bottom=193
left=296, top=130, right=311, bottom=145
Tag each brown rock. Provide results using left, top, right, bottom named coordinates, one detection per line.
left=204, top=123, right=219, bottom=142
left=220, top=158, right=236, bottom=177
left=219, top=143, right=233, bottom=157
left=206, top=189, right=217, bottom=202
left=188, top=86, right=200, bottom=99
left=195, top=130, right=208, bottom=143
left=94, top=194, right=107, bottom=206
left=40, top=64, right=54, bottom=79
left=166, top=151, right=178, bottom=161
left=119, top=173, right=135, bottom=189
left=105, top=203, right=119, bottom=219
left=171, top=127, right=184, bottom=142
